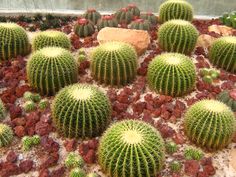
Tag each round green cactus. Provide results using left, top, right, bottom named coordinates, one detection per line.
left=127, top=4, right=140, bottom=17
left=26, top=47, right=77, bottom=96
left=115, top=8, right=133, bottom=24
left=130, top=19, right=151, bottom=31
left=170, top=161, right=182, bottom=173
left=97, top=15, right=118, bottom=31
left=32, top=30, right=71, bottom=51
left=217, top=89, right=236, bottom=111
left=23, top=91, right=34, bottom=101
left=209, top=36, right=236, bottom=73
left=184, top=147, right=203, bottom=160
left=22, top=136, right=32, bottom=151
left=23, top=101, right=36, bottom=113
left=70, top=168, right=86, bottom=177
left=83, top=8, right=101, bottom=24
left=0, top=99, right=6, bottom=120
left=52, top=84, right=111, bottom=138
left=0, top=123, right=13, bottom=147
left=147, top=53, right=196, bottom=97
left=74, top=18, right=95, bottom=38
left=31, top=135, right=40, bottom=145
left=91, top=41, right=138, bottom=86
left=165, top=140, right=178, bottom=154
left=98, top=120, right=165, bottom=177
left=0, top=23, right=30, bottom=61
left=38, top=99, right=49, bottom=110
left=140, top=12, right=158, bottom=25
left=184, top=99, right=236, bottom=150
left=158, top=19, right=198, bottom=54
left=65, top=152, right=84, bottom=168
left=159, top=0, right=193, bottom=23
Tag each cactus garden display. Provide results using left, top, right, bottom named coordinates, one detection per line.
left=220, top=11, right=236, bottom=29
left=97, top=15, right=118, bottom=31
left=0, top=123, right=13, bottom=147
left=129, top=19, right=151, bottom=31
left=83, top=9, right=101, bottom=24
left=0, top=99, right=6, bottom=120
left=140, top=12, right=158, bottom=25
left=74, top=18, right=95, bottom=37
left=217, top=89, right=236, bottom=111
left=115, top=8, right=133, bottom=24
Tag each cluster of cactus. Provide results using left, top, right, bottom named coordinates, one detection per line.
left=74, top=18, right=95, bottom=37
left=170, top=161, right=182, bottom=173
left=0, top=99, right=6, bottom=120
left=184, top=147, right=203, bottom=160
left=165, top=140, right=178, bottom=154
left=158, top=19, right=198, bottom=54
left=140, top=12, right=158, bottom=25
left=209, top=36, right=236, bottom=73
left=220, top=11, right=236, bottom=29
left=0, top=23, right=30, bottom=61
left=159, top=0, right=193, bottom=23
left=52, top=84, right=111, bottom=138
left=200, top=68, right=220, bottom=84
left=127, top=4, right=140, bottom=17
left=129, top=19, right=151, bottom=31
left=217, top=89, right=236, bottom=111
left=91, top=41, right=138, bottom=86
left=184, top=99, right=236, bottom=150
left=26, top=47, right=77, bottom=96
left=32, top=30, right=71, bottom=51
left=97, top=15, right=118, bottom=31
left=115, top=8, right=133, bottom=24
left=83, top=8, right=101, bottom=24
left=22, top=135, right=40, bottom=151
left=98, top=120, right=165, bottom=177
left=65, top=152, right=84, bottom=168
left=147, top=53, right=196, bottom=97
left=23, top=91, right=41, bottom=102
left=0, top=123, right=14, bottom=147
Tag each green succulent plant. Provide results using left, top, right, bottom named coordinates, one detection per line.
left=32, top=93, right=41, bottom=102
left=83, top=9, right=101, bottom=24
left=26, top=47, right=77, bottom=96
left=129, top=19, right=151, bottom=31
left=184, top=147, right=203, bottom=160
left=220, top=11, right=236, bottom=29
left=140, top=12, right=158, bottom=25
left=65, top=152, right=84, bottom=168
left=32, top=135, right=40, bottom=145
left=77, top=54, right=86, bottom=64
left=23, top=91, right=34, bottom=101
left=52, top=84, right=111, bottom=138
left=115, top=8, right=133, bottom=24
left=32, top=30, right=71, bottom=51
left=158, top=19, right=198, bottom=54
left=170, top=161, right=182, bottom=173
left=38, top=99, right=49, bottom=110
left=74, top=18, right=95, bottom=38
left=97, top=15, right=118, bottom=31
left=22, top=135, right=40, bottom=151
left=86, top=173, right=99, bottom=177
left=78, top=48, right=86, bottom=55
left=0, top=23, right=30, bottom=61
left=147, top=53, right=196, bottom=97
left=0, top=123, right=13, bottom=147
left=184, top=99, right=236, bottom=150
left=217, top=89, right=236, bottom=112
left=91, top=41, right=138, bottom=86
left=209, top=36, right=236, bottom=73
left=127, top=4, right=140, bottom=17
left=98, top=120, right=165, bottom=177
left=23, top=101, right=36, bottom=112
left=202, top=75, right=213, bottom=84
left=165, top=140, right=178, bottom=154
left=0, top=99, right=6, bottom=120
left=159, top=0, right=193, bottom=23
left=70, top=168, right=86, bottom=177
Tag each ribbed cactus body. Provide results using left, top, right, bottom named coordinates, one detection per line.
left=0, top=123, right=13, bottom=147
left=32, top=30, right=71, bottom=51
left=147, top=53, right=196, bottom=97
left=115, top=8, right=133, bottom=24
left=97, top=16, right=118, bottom=31
left=74, top=18, right=95, bottom=37
left=98, top=120, right=165, bottom=177
left=26, top=47, right=77, bottom=96
left=184, top=100, right=236, bottom=150
left=140, top=13, right=158, bottom=25
left=127, top=4, right=140, bottom=17
left=130, top=19, right=151, bottom=31
left=83, top=9, right=101, bottom=24
left=91, top=42, right=137, bottom=86
left=0, top=99, right=6, bottom=120
left=159, top=0, right=193, bottom=23
left=217, top=89, right=236, bottom=111
left=158, top=19, right=198, bottom=54
left=209, top=36, right=236, bottom=73
left=52, top=84, right=111, bottom=138
left=0, top=23, right=30, bottom=61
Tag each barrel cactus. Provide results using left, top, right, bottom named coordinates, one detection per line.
left=217, top=89, right=236, bottom=111
left=170, top=161, right=182, bottom=173
left=220, top=11, right=236, bottom=29
left=0, top=123, right=13, bottom=147
left=0, top=99, right=6, bottom=120
left=184, top=99, right=236, bottom=150
left=52, top=84, right=111, bottom=138
left=158, top=19, right=198, bottom=54
left=74, top=18, right=95, bottom=37
left=65, top=152, right=84, bottom=168
left=83, top=8, right=101, bottom=24
left=159, top=0, right=193, bottom=23
left=127, top=4, right=140, bottom=17
left=97, top=15, right=118, bottom=31
left=140, top=12, right=158, bottom=25
left=115, top=8, right=133, bottom=24
left=130, top=19, right=151, bottom=31
left=0, top=23, right=30, bottom=61
left=91, top=41, right=138, bottom=86
left=98, top=120, right=165, bottom=177
left=70, top=168, right=86, bottom=177
left=32, top=30, right=71, bottom=51
left=209, top=36, right=236, bottom=73
left=147, top=53, right=196, bottom=97
left=26, top=47, right=77, bottom=96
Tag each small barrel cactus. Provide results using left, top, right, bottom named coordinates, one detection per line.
left=0, top=23, right=30, bottom=61
left=184, top=147, right=203, bottom=160
left=70, top=168, right=86, bottom=177
left=140, top=12, right=158, bottom=26
left=23, top=101, right=36, bottom=112
left=83, top=8, right=101, bottom=24
left=52, top=84, right=111, bottom=138
left=65, top=152, right=84, bottom=168
left=159, top=0, right=193, bottom=23
left=22, top=136, right=32, bottom=151
left=217, top=89, right=236, bottom=111
left=147, top=53, right=196, bottom=97
left=115, top=8, right=133, bottom=24
left=158, top=19, right=198, bottom=54
left=170, top=161, right=182, bottom=173
left=38, top=99, right=49, bottom=110
left=91, top=41, right=138, bottom=86
left=0, top=99, right=6, bottom=120
left=184, top=99, right=236, bottom=150
left=129, top=19, right=151, bottom=31
left=97, top=15, right=118, bottom=31
left=220, top=11, right=236, bottom=29
left=127, top=4, right=140, bottom=17
left=209, top=36, right=236, bottom=73
left=32, top=30, right=71, bottom=51
left=74, top=18, right=95, bottom=38
left=23, top=91, right=34, bottom=101
left=98, top=120, right=165, bottom=177
left=165, top=140, right=178, bottom=154
left=0, top=123, right=13, bottom=147
left=27, top=47, right=77, bottom=96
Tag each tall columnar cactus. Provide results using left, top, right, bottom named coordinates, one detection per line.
left=147, top=53, right=196, bottom=97
left=32, top=30, right=71, bottom=51
left=98, top=120, right=165, bottom=177
left=0, top=123, right=14, bottom=147
left=52, top=84, right=111, bottom=138
left=129, top=19, right=151, bottom=31
left=140, top=12, right=158, bottom=25
left=91, top=41, right=138, bottom=86
left=184, top=100, right=236, bottom=150
left=127, top=4, right=140, bottom=17
left=159, top=0, right=193, bottom=23
left=115, top=8, right=133, bottom=24
left=209, top=36, right=236, bottom=73
left=0, top=23, right=30, bottom=61
left=26, top=47, right=77, bottom=96
left=83, top=8, right=101, bottom=24
left=97, top=15, right=118, bottom=31
left=158, top=19, right=199, bottom=54
left=217, top=89, right=236, bottom=111
left=0, top=99, right=6, bottom=120
left=74, top=18, right=95, bottom=37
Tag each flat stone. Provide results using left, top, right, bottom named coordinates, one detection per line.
left=230, top=149, right=236, bottom=171
left=97, top=27, right=150, bottom=55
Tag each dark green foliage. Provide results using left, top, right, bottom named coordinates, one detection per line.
left=97, top=15, right=118, bottom=31
left=217, top=89, right=236, bottom=111
left=220, top=11, right=236, bottom=29
left=83, top=9, right=101, bottom=24
left=74, top=18, right=95, bottom=37
left=140, top=12, right=158, bottom=25
left=130, top=19, right=151, bottom=31
left=0, top=123, right=13, bottom=147
left=115, top=8, right=133, bottom=24
left=0, top=99, right=6, bottom=120
left=127, top=4, right=140, bottom=17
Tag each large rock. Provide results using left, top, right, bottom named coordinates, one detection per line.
left=97, top=27, right=150, bottom=55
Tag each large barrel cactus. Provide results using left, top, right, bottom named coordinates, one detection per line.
left=32, top=30, right=71, bottom=51
left=98, top=120, right=165, bottom=177
left=26, top=47, right=77, bottom=96
left=217, top=89, right=236, bottom=111
left=91, top=41, right=138, bottom=86
left=0, top=99, right=6, bottom=120
left=0, top=123, right=14, bottom=147
left=74, top=18, right=95, bottom=38
left=83, top=8, right=101, bottom=24
left=97, top=15, right=118, bottom=31
left=52, top=84, right=111, bottom=138
left=184, top=99, right=236, bottom=150
left=209, top=36, right=236, bottom=73
left=115, top=8, right=133, bottom=24
left=159, top=0, right=193, bottom=23
left=147, top=53, right=196, bottom=97
left=158, top=19, right=198, bottom=54
left=0, top=23, right=30, bottom=61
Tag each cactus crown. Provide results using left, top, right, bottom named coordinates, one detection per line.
left=0, top=123, right=14, bottom=147
left=0, top=99, right=6, bottom=120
